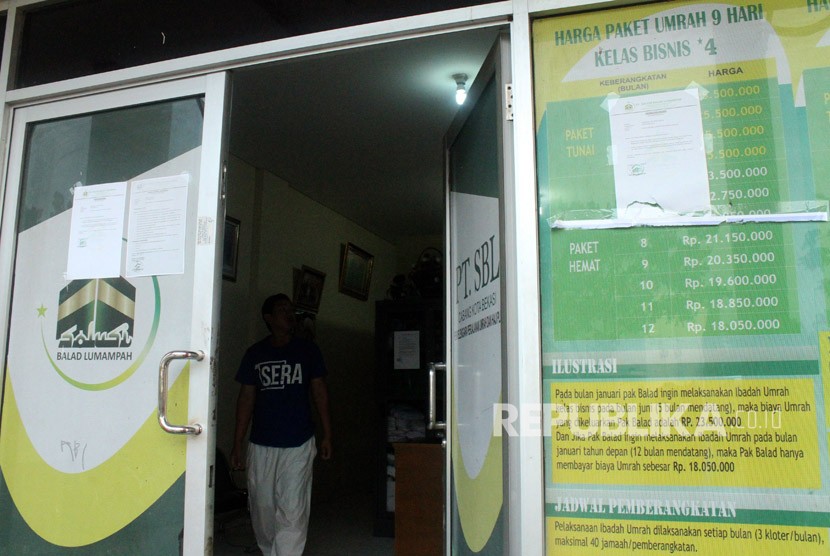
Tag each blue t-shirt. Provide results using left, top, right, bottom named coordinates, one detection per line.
left=235, top=336, right=327, bottom=448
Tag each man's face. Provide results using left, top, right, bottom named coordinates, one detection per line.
left=266, top=300, right=295, bottom=333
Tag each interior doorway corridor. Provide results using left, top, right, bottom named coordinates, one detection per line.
left=213, top=27, right=498, bottom=553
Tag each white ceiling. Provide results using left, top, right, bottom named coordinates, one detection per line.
left=228, top=26, right=501, bottom=241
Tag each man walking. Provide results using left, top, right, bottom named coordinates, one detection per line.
left=231, top=293, right=332, bottom=556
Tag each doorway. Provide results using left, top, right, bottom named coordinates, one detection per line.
left=212, top=26, right=500, bottom=555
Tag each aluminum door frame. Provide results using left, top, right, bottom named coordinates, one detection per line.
left=0, top=72, right=229, bottom=554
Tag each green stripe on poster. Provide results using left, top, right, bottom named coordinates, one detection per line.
left=0, top=472, right=184, bottom=554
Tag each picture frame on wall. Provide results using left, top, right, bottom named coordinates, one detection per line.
left=222, top=216, right=240, bottom=281
left=294, top=265, right=326, bottom=313
left=339, top=242, right=374, bottom=300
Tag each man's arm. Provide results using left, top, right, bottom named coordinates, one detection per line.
left=230, top=384, right=256, bottom=469
left=311, top=377, right=332, bottom=460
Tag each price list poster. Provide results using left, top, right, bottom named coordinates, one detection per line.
left=533, top=0, right=830, bottom=554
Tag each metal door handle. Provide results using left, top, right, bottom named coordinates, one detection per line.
left=158, top=350, right=204, bottom=435
left=428, top=362, right=446, bottom=431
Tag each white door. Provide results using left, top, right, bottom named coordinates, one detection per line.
left=444, top=32, right=512, bottom=555
left=0, top=73, right=229, bottom=554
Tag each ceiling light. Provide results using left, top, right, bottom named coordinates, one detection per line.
left=453, top=73, right=468, bottom=105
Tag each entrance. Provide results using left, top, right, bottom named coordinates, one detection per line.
left=214, top=27, right=512, bottom=555
left=0, top=22, right=514, bottom=556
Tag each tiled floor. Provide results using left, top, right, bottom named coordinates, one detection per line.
left=213, top=490, right=394, bottom=556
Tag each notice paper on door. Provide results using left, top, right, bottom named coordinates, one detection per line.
left=609, top=88, right=710, bottom=220
left=394, top=330, right=420, bottom=370
left=126, top=174, right=190, bottom=277
left=66, top=182, right=128, bottom=280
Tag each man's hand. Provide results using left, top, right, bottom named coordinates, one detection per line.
left=231, top=384, right=256, bottom=470
left=230, top=445, right=246, bottom=470
left=318, top=436, right=332, bottom=460
left=311, top=377, right=332, bottom=461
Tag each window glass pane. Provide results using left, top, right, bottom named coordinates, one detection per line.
left=0, top=13, right=7, bottom=62
left=534, top=1, right=830, bottom=553
left=2, top=92, right=207, bottom=552
left=18, top=97, right=203, bottom=231
left=15, top=0, right=497, bottom=88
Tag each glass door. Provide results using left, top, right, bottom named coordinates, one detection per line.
left=444, top=32, right=512, bottom=555
left=0, top=73, right=229, bottom=554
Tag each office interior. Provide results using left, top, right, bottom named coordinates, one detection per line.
left=213, top=25, right=500, bottom=544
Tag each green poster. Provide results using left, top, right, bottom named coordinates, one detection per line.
left=534, top=0, right=830, bottom=553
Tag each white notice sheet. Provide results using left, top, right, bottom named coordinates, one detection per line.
left=126, top=174, right=189, bottom=277
left=609, top=89, right=710, bottom=219
left=394, top=330, right=420, bottom=370
left=66, top=182, right=128, bottom=280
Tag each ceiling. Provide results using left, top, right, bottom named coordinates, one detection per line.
left=228, top=26, right=501, bottom=241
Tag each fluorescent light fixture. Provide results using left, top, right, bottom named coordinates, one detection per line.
left=453, top=73, right=468, bottom=105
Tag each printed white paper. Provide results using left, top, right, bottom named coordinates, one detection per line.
left=126, top=174, right=189, bottom=277
left=66, top=182, right=127, bottom=279
left=609, top=89, right=710, bottom=218
left=393, top=330, right=420, bottom=370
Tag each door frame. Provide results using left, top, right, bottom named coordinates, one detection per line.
left=443, top=30, right=515, bottom=555
left=441, top=13, right=543, bottom=554
left=0, top=72, right=230, bottom=554
left=500, top=4, right=545, bottom=555
left=0, top=2, right=545, bottom=553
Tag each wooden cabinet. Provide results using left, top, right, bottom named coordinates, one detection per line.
left=394, top=443, right=444, bottom=556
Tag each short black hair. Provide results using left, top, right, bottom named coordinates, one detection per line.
left=261, top=293, right=291, bottom=330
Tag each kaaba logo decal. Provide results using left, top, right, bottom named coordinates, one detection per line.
left=57, top=278, right=135, bottom=348
left=39, top=276, right=160, bottom=391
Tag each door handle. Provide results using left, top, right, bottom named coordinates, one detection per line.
left=428, top=362, right=446, bottom=431
left=158, top=350, right=204, bottom=435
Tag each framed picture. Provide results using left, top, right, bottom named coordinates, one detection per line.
left=339, top=242, right=374, bottom=300
left=222, top=216, right=240, bottom=281
left=294, top=265, right=326, bottom=313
